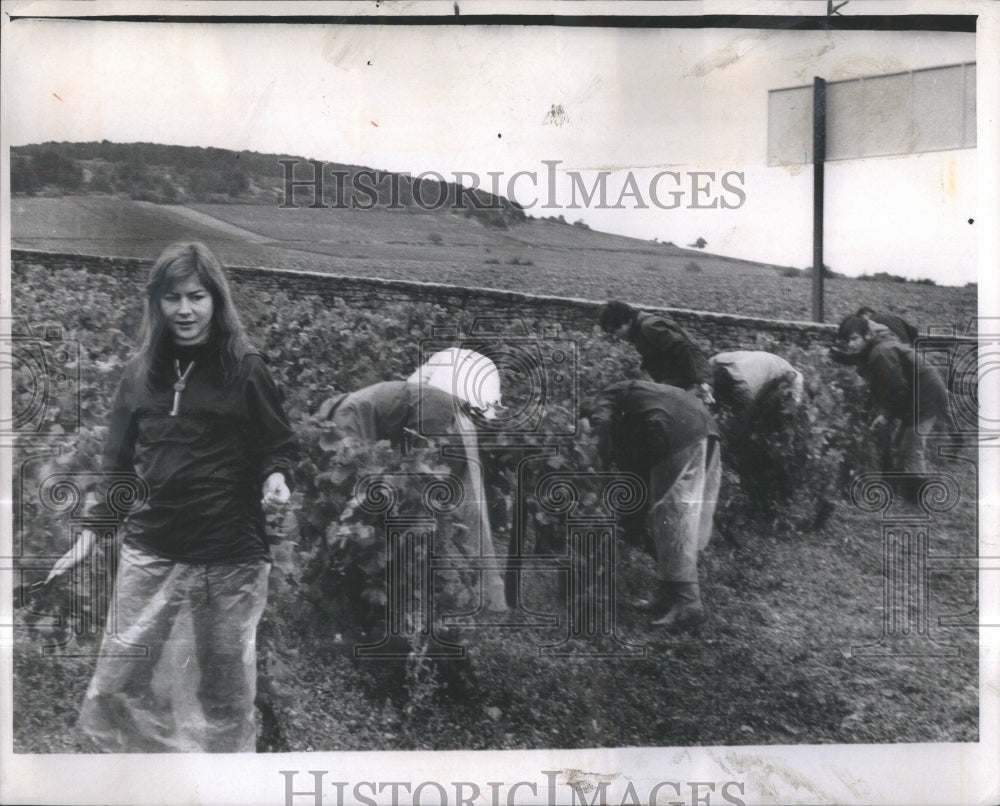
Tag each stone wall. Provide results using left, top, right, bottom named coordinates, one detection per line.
left=12, top=249, right=838, bottom=350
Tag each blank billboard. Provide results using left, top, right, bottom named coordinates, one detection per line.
left=767, top=63, right=976, bottom=165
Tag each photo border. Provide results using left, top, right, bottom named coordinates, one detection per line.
left=1, top=2, right=997, bottom=804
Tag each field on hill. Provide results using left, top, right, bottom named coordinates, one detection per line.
left=11, top=196, right=977, bottom=329
left=10, top=255, right=979, bottom=754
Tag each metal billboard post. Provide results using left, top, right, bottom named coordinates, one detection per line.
left=812, top=76, right=826, bottom=324
left=767, top=63, right=975, bottom=320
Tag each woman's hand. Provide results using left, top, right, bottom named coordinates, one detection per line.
left=261, top=472, right=291, bottom=511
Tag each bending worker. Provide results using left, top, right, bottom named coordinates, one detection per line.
left=598, top=300, right=713, bottom=403
left=317, top=354, right=506, bottom=613
left=709, top=350, right=804, bottom=413
left=829, top=314, right=949, bottom=501
left=587, top=380, right=721, bottom=630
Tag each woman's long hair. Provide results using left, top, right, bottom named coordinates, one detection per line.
left=134, top=242, right=251, bottom=384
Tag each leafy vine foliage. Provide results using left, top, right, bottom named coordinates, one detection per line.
left=14, top=259, right=897, bottom=746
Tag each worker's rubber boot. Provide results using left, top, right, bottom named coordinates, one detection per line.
left=630, top=582, right=674, bottom=617
left=651, top=582, right=706, bottom=630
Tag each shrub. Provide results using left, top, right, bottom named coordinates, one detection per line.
left=859, top=271, right=907, bottom=284
left=685, top=261, right=702, bottom=273
left=29, top=148, right=84, bottom=191
left=89, top=168, right=114, bottom=193
left=10, top=154, right=39, bottom=194
left=732, top=375, right=811, bottom=517
left=803, top=264, right=842, bottom=279
left=294, top=428, right=485, bottom=640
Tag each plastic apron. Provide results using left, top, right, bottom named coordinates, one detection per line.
left=647, top=437, right=721, bottom=583
left=78, top=542, right=269, bottom=752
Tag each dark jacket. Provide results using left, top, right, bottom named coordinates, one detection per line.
left=590, top=380, right=719, bottom=480
left=99, top=342, right=298, bottom=563
left=627, top=312, right=710, bottom=390
left=842, top=330, right=949, bottom=423
left=869, top=312, right=919, bottom=346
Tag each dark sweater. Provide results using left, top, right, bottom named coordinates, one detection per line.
left=869, top=312, right=919, bottom=346
left=836, top=331, right=950, bottom=423
left=98, top=341, right=298, bottom=563
left=627, top=312, right=710, bottom=390
left=590, top=380, right=719, bottom=479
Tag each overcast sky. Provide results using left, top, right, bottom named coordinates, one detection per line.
left=1, top=16, right=978, bottom=283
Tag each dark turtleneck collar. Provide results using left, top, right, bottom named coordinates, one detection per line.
left=167, top=338, right=216, bottom=366
left=151, top=334, right=222, bottom=384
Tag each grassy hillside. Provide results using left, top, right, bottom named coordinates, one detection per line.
left=11, top=141, right=526, bottom=226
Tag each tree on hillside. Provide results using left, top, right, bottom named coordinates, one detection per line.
left=221, top=168, right=250, bottom=197
left=90, top=166, right=114, bottom=193
left=10, top=154, right=38, bottom=194
left=24, top=147, right=83, bottom=191
left=8, top=142, right=532, bottom=219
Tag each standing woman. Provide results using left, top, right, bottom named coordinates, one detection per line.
left=78, top=242, right=297, bottom=752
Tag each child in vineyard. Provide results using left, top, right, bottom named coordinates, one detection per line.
left=829, top=313, right=949, bottom=501
left=76, top=242, right=298, bottom=752
left=586, top=380, right=721, bottom=630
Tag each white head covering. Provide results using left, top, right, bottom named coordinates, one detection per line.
left=407, top=348, right=502, bottom=419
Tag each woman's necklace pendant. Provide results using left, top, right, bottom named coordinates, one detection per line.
left=170, top=359, right=195, bottom=416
